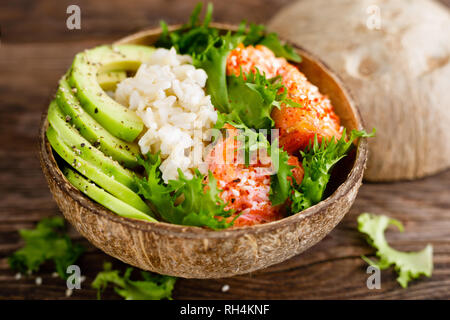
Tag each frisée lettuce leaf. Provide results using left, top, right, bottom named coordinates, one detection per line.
left=357, top=213, right=433, bottom=288
left=8, top=217, right=85, bottom=279
left=92, top=262, right=176, bottom=300
left=193, top=32, right=244, bottom=113
left=226, top=70, right=301, bottom=129
left=238, top=22, right=301, bottom=62
left=155, top=3, right=217, bottom=55
left=156, top=3, right=300, bottom=62
left=268, top=140, right=295, bottom=206
left=156, top=3, right=242, bottom=113
left=134, top=153, right=236, bottom=230
left=288, top=129, right=375, bottom=213
left=156, top=2, right=302, bottom=115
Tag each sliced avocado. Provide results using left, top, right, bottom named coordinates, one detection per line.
left=46, top=125, right=153, bottom=216
left=68, top=44, right=155, bottom=142
left=56, top=78, right=140, bottom=168
left=47, top=100, right=136, bottom=190
left=98, top=70, right=127, bottom=91
left=64, top=167, right=157, bottom=222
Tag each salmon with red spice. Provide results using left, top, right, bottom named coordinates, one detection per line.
left=206, top=124, right=303, bottom=227
left=226, top=44, right=343, bottom=154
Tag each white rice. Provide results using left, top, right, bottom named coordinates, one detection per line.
left=115, top=47, right=217, bottom=183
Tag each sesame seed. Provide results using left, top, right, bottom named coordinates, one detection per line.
left=221, top=284, right=230, bottom=292
left=65, top=288, right=73, bottom=297
left=15, top=272, right=22, bottom=280
left=35, top=277, right=42, bottom=285
left=52, top=272, right=58, bottom=278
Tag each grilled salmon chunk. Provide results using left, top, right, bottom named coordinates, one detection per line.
left=227, top=44, right=343, bottom=154
left=206, top=124, right=303, bottom=227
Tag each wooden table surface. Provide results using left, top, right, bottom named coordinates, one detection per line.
left=1, top=0, right=449, bottom=300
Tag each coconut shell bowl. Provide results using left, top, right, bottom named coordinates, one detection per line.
left=39, top=24, right=368, bottom=279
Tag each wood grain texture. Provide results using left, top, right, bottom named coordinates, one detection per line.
left=0, top=0, right=449, bottom=299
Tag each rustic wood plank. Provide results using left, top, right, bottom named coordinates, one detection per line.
left=0, top=0, right=449, bottom=300
left=0, top=0, right=292, bottom=44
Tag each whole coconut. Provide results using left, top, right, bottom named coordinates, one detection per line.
left=269, top=0, right=450, bottom=181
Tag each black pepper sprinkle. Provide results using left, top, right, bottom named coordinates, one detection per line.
left=65, top=115, right=72, bottom=122
left=232, top=178, right=241, bottom=183
left=94, top=108, right=98, bottom=113
left=231, top=198, right=235, bottom=203
left=80, top=143, right=85, bottom=147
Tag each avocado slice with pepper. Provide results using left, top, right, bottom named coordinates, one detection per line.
left=63, top=167, right=156, bottom=222
left=97, top=70, right=127, bottom=91
left=68, top=44, right=155, bottom=142
left=46, top=125, right=153, bottom=216
left=56, top=78, right=140, bottom=168
left=47, top=100, right=136, bottom=190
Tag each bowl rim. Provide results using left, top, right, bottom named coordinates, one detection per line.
left=39, top=23, right=368, bottom=240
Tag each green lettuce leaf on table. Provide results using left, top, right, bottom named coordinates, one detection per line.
left=92, top=262, right=176, bottom=300
left=357, top=213, right=433, bottom=288
left=8, top=217, right=85, bottom=279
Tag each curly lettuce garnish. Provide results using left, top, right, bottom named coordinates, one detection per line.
left=92, top=262, right=176, bottom=300
left=155, top=3, right=217, bottom=55
left=157, top=3, right=300, bottom=62
left=268, top=140, right=294, bottom=206
left=225, top=70, right=301, bottom=129
left=193, top=32, right=243, bottom=113
left=287, top=129, right=375, bottom=213
left=237, top=22, right=301, bottom=62
left=156, top=2, right=301, bottom=115
left=134, top=153, right=235, bottom=230
left=357, top=213, right=433, bottom=288
left=8, top=217, right=85, bottom=279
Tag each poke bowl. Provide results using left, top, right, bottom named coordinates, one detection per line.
left=39, top=10, right=368, bottom=279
